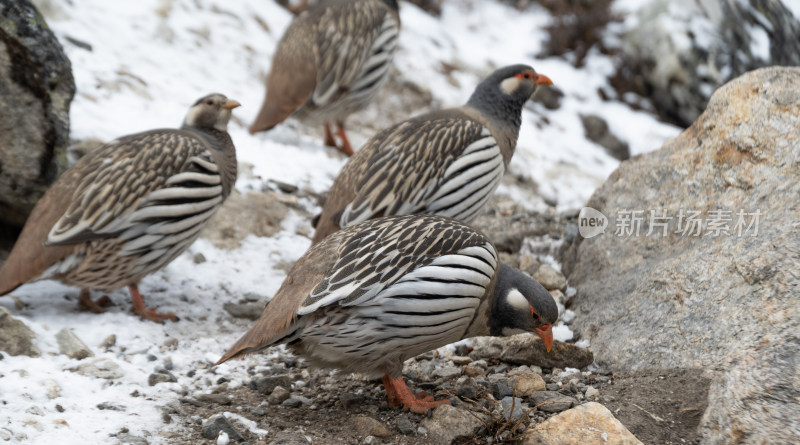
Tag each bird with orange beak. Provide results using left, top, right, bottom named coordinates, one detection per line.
left=216, top=215, right=558, bottom=414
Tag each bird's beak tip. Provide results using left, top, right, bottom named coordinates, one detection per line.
left=222, top=100, right=241, bottom=110
left=536, top=325, right=554, bottom=353
left=535, top=73, right=554, bottom=86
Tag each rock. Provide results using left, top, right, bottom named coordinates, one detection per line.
left=55, top=328, right=93, bottom=360
left=201, top=414, right=244, bottom=442
left=585, top=386, right=599, bottom=399
left=250, top=374, right=292, bottom=395
left=97, top=402, right=125, bottom=411
left=202, top=190, right=290, bottom=250
left=533, top=264, right=566, bottom=291
left=0, top=0, right=75, bottom=227
left=565, top=67, right=800, bottom=444
left=148, top=371, right=177, bottom=386
left=75, top=358, right=124, bottom=379
left=195, top=394, right=232, bottom=405
left=0, top=307, right=40, bottom=357
left=420, top=405, right=484, bottom=444
left=616, top=0, right=800, bottom=127
left=116, top=433, right=149, bottom=445
left=513, top=371, right=546, bottom=396
left=348, top=416, right=391, bottom=438
left=501, top=396, right=526, bottom=422
left=268, top=386, right=291, bottom=405
left=45, top=379, right=61, bottom=399
left=579, top=114, right=630, bottom=161
left=455, top=385, right=477, bottom=401
left=339, top=392, right=364, bottom=410
left=490, top=382, right=513, bottom=400
left=497, top=334, right=594, bottom=369
left=282, top=396, right=304, bottom=408
left=432, top=365, right=461, bottom=379
left=223, top=302, right=264, bottom=320
left=531, top=84, right=563, bottom=110
left=530, top=391, right=576, bottom=413
left=522, top=402, right=643, bottom=444
left=396, top=415, right=415, bottom=435
left=267, top=431, right=311, bottom=444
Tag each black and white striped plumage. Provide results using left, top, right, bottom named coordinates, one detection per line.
left=0, top=93, right=240, bottom=321
left=217, top=215, right=558, bottom=386
left=312, top=64, right=553, bottom=243
left=249, top=0, right=400, bottom=155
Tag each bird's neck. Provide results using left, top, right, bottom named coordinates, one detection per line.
left=183, top=126, right=238, bottom=197
left=462, top=104, right=521, bottom=165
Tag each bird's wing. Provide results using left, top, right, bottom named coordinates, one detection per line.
left=338, top=111, right=502, bottom=226
left=312, top=1, right=393, bottom=105
left=46, top=130, right=224, bottom=253
left=216, top=215, right=497, bottom=363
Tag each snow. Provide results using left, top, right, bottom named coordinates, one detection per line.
left=1, top=0, right=682, bottom=442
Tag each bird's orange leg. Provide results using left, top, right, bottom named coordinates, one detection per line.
left=381, top=374, right=450, bottom=414
left=335, top=122, right=355, bottom=156
left=78, top=289, right=112, bottom=313
left=128, top=285, right=177, bottom=323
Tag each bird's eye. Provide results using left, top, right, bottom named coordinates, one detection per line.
left=514, top=72, right=533, bottom=80
left=530, top=306, right=540, bottom=320
left=206, top=99, right=215, bottom=105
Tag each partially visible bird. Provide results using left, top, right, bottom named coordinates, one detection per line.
left=0, top=94, right=241, bottom=322
left=216, top=215, right=557, bottom=414
left=311, top=64, right=553, bottom=244
left=249, top=0, right=401, bottom=156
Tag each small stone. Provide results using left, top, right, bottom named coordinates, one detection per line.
left=75, top=358, right=124, bottom=379
left=26, top=406, right=44, bottom=416
left=268, top=386, right=291, bottom=405
left=250, top=374, right=292, bottom=394
left=196, top=394, right=232, bottom=405
left=432, top=366, right=461, bottom=379
left=148, top=371, right=177, bottom=386
left=450, top=355, right=472, bottom=365
left=501, top=334, right=594, bottom=369
left=530, top=391, right=577, bottom=413
left=0, top=428, right=11, bottom=441
left=456, top=385, right=478, bottom=400
left=533, top=264, right=567, bottom=291
left=268, top=179, right=299, bottom=194
left=45, top=379, right=61, bottom=399
left=491, top=382, right=513, bottom=400
left=546, top=383, right=561, bottom=391
left=348, top=416, right=391, bottom=438
left=362, top=436, right=379, bottom=445
left=585, top=386, right=599, bottom=399
left=417, top=426, right=428, bottom=435
left=513, top=372, right=546, bottom=397
left=340, top=392, right=364, bottom=410
left=282, top=397, right=303, bottom=408
left=501, top=396, right=526, bottom=422
left=97, top=402, right=126, bottom=411
left=116, top=433, right=149, bottom=445
left=462, top=365, right=484, bottom=377
left=193, top=253, right=207, bottom=264
left=146, top=354, right=158, bottom=362
left=223, top=302, right=264, bottom=320
left=250, top=405, right=268, bottom=416
left=396, top=415, right=415, bottom=435
left=101, top=334, right=117, bottom=349
left=201, top=414, right=244, bottom=442
left=0, top=306, right=41, bottom=357
left=163, top=357, right=174, bottom=371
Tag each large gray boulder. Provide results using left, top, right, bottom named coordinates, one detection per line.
left=0, top=0, right=75, bottom=227
left=564, top=67, right=799, bottom=444
left=618, top=0, right=800, bottom=127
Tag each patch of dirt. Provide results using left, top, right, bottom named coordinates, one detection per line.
left=594, top=368, right=711, bottom=445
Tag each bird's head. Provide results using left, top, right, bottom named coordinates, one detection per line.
left=466, top=64, right=553, bottom=122
left=183, top=93, right=241, bottom=132
left=491, top=263, right=559, bottom=351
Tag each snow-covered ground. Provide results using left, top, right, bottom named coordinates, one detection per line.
left=1, top=0, right=680, bottom=442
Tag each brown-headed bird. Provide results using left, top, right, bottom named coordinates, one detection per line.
left=249, top=0, right=401, bottom=156
left=0, top=94, right=240, bottom=322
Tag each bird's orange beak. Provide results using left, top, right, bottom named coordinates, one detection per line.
left=535, top=324, right=553, bottom=352
left=222, top=100, right=241, bottom=110
left=535, top=73, right=554, bottom=86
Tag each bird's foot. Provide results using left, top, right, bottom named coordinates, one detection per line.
left=335, top=123, right=354, bottom=156
left=128, top=285, right=177, bottom=323
left=382, top=374, right=451, bottom=414
left=324, top=122, right=337, bottom=147
left=78, top=290, right=112, bottom=314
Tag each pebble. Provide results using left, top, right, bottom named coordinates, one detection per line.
left=148, top=371, right=177, bottom=386
left=0, top=307, right=41, bottom=357
left=101, top=334, right=117, bottom=349
left=116, top=433, right=149, bottom=445
left=396, top=415, right=415, bottom=435
left=348, top=416, right=391, bottom=438
left=339, top=392, right=364, bottom=410
left=490, top=382, right=513, bottom=400
left=75, top=358, right=124, bottom=379
left=223, top=302, right=263, bottom=320
left=45, top=379, right=61, bottom=399
left=546, top=383, right=561, bottom=391
left=362, top=436, right=379, bottom=445
left=533, top=264, right=567, bottom=291
left=193, top=253, right=207, bottom=264
left=456, top=385, right=478, bottom=400
left=0, top=429, right=10, bottom=441
left=432, top=366, right=461, bottom=379
left=250, top=374, right=292, bottom=394
left=585, top=386, right=599, bottom=399
left=250, top=405, right=268, bottom=417
left=97, top=402, right=126, bottom=411
left=501, top=396, right=526, bottom=422
left=200, top=414, right=244, bottom=442
left=530, top=391, right=577, bottom=413
left=462, top=365, right=484, bottom=377
left=25, top=406, right=44, bottom=416
left=282, top=397, right=304, bottom=408
left=55, top=328, right=94, bottom=360
left=269, top=386, right=291, bottom=405
left=163, top=357, right=174, bottom=371
left=196, top=394, right=232, bottom=405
